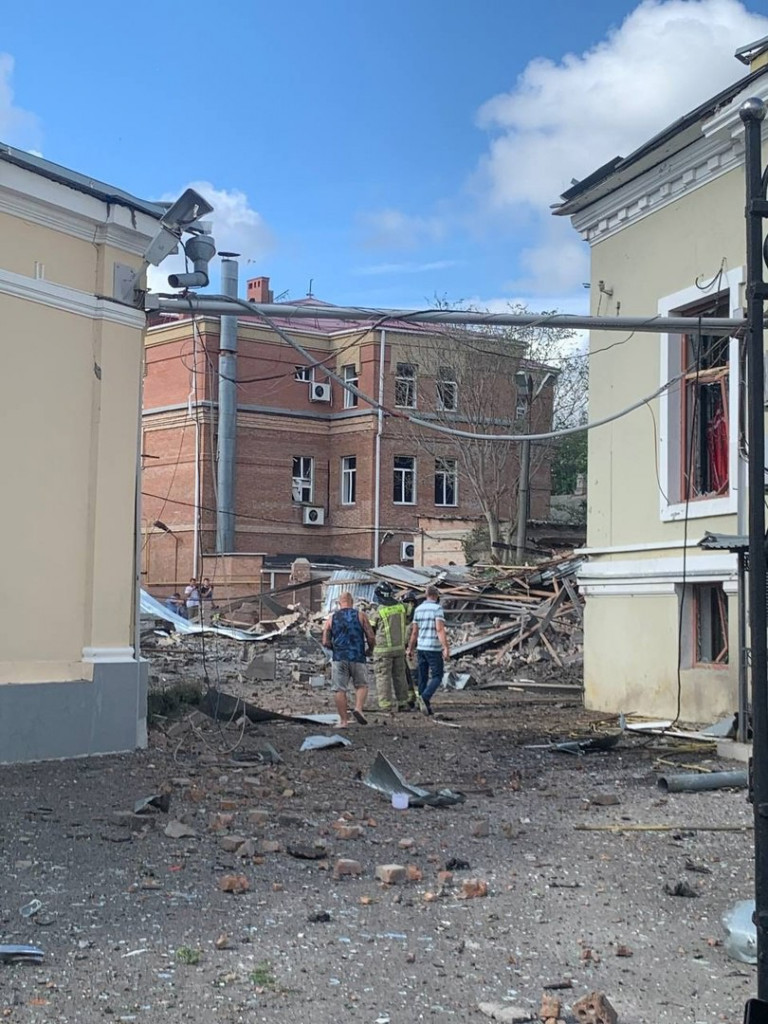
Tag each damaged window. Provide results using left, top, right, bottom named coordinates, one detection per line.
left=692, top=583, right=729, bottom=666
left=681, top=302, right=729, bottom=501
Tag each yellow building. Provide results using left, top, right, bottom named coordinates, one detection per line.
left=0, top=145, right=165, bottom=761
left=556, top=41, right=768, bottom=722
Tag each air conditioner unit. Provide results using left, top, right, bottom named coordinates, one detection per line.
left=310, top=382, right=331, bottom=403
left=401, top=541, right=415, bottom=561
left=303, top=506, right=326, bottom=526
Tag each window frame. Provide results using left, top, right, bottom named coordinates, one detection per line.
left=395, top=362, right=417, bottom=409
left=341, top=455, right=357, bottom=505
left=341, top=364, right=359, bottom=409
left=294, top=365, right=313, bottom=383
left=292, top=456, right=314, bottom=503
left=436, top=366, right=458, bottom=412
left=658, top=268, right=742, bottom=523
left=434, top=457, right=458, bottom=507
left=393, top=455, right=416, bottom=505
left=683, top=582, right=729, bottom=668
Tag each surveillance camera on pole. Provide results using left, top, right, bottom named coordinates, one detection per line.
left=143, top=187, right=216, bottom=278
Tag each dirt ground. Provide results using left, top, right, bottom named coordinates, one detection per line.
left=0, top=638, right=757, bottom=1024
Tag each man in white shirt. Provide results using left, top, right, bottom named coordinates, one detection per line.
left=406, top=584, right=450, bottom=716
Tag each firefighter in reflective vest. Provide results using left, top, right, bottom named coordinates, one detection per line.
left=370, top=583, right=411, bottom=713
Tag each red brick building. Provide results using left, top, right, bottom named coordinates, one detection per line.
left=141, top=276, right=554, bottom=599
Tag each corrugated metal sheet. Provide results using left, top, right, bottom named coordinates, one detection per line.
left=321, top=570, right=378, bottom=614
left=700, top=531, right=749, bottom=552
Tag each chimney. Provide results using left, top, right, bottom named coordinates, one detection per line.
left=247, top=276, right=274, bottom=304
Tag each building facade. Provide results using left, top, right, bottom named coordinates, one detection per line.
left=556, top=43, right=768, bottom=722
left=0, top=146, right=164, bottom=761
left=141, top=280, right=555, bottom=598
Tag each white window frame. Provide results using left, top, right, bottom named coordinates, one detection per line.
left=395, top=363, right=417, bottom=409
left=434, top=457, right=458, bottom=507
left=658, top=267, right=742, bottom=523
left=294, top=365, right=313, bottom=383
left=393, top=455, right=416, bottom=505
left=292, top=456, right=314, bottom=503
left=341, top=455, right=357, bottom=505
left=436, top=367, right=458, bottom=412
left=342, top=364, right=359, bottom=409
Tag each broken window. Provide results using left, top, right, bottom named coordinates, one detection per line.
left=294, top=365, right=313, bottom=382
left=395, top=363, right=417, bottom=408
left=341, top=364, right=359, bottom=409
left=292, top=456, right=314, bottom=503
left=434, top=458, right=457, bottom=506
left=691, top=583, right=729, bottom=666
left=341, top=455, right=357, bottom=504
left=393, top=455, right=416, bottom=504
left=436, top=366, right=457, bottom=412
left=681, top=301, right=729, bottom=501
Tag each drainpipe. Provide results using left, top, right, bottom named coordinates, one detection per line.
left=737, top=446, right=748, bottom=744
left=216, top=256, right=239, bottom=552
left=374, top=329, right=386, bottom=567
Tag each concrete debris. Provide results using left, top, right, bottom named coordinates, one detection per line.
left=571, top=991, right=618, bottom=1024
left=477, top=1002, right=535, bottom=1022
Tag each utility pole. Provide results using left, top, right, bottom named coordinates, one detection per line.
left=515, top=372, right=534, bottom=563
left=741, top=96, right=768, bottom=1016
left=216, top=255, right=239, bottom=553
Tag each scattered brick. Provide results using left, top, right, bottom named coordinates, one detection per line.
left=236, top=839, right=257, bottom=858
left=539, top=994, right=561, bottom=1020
left=209, top=813, right=235, bottom=832
left=406, top=865, right=422, bottom=882
left=218, top=873, right=249, bottom=894
left=471, top=818, right=490, bottom=838
left=375, top=864, right=407, bottom=885
left=258, top=839, right=281, bottom=854
left=437, top=870, right=454, bottom=886
left=615, top=944, right=633, bottom=957
left=571, top=991, right=618, bottom=1024
left=333, top=823, right=364, bottom=840
left=398, top=837, right=416, bottom=849
left=333, top=858, right=363, bottom=879
left=459, top=878, right=489, bottom=899
left=220, top=798, right=239, bottom=811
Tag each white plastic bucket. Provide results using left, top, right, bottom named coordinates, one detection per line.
left=392, top=792, right=409, bottom=810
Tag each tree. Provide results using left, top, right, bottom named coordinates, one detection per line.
left=394, top=306, right=585, bottom=562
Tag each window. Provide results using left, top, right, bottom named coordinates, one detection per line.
left=515, top=391, right=529, bottom=421
left=434, top=458, right=457, bottom=506
left=393, top=456, right=416, bottom=504
left=342, top=364, right=359, bottom=409
left=681, top=326, right=729, bottom=500
left=292, top=456, right=314, bottom=503
left=294, top=365, right=313, bottom=382
left=341, top=456, right=357, bottom=504
left=658, top=268, right=742, bottom=522
left=395, top=363, right=417, bottom=408
left=436, top=366, right=457, bottom=412
left=688, top=583, right=729, bottom=666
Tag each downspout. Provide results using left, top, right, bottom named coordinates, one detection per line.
left=216, top=257, right=239, bottom=552
left=374, top=328, right=386, bottom=567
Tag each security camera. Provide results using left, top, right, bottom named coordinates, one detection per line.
left=167, top=232, right=217, bottom=290
left=144, top=188, right=215, bottom=267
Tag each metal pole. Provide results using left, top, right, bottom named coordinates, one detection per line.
left=515, top=435, right=531, bottom=563
left=741, top=96, right=768, bottom=1001
left=216, top=258, right=239, bottom=553
left=148, top=296, right=745, bottom=336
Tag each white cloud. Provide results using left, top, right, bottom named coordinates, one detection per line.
left=147, top=181, right=273, bottom=293
left=476, top=0, right=768, bottom=211
left=353, top=259, right=462, bottom=276
left=358, top=208, right=446, bottom=250
left=506, top=218, right=591, bottom=296
left=0, top=53, right=42, bottom=151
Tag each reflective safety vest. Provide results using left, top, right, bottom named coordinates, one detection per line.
left=373, top=602, right=407, bottom=655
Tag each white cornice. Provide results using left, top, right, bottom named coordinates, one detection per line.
left=569, top=81, right=768, bottom=245
left=0, top=161, right=158, bottom=254
left=0, top=267, right=146, bottom=329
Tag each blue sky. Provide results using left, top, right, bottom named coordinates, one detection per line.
left=2, top=0, right=767, bottom=312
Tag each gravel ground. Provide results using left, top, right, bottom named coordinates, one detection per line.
left=0, top=660, right=756, bottom=1024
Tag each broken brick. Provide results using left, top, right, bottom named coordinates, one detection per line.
left=459, top=878, right=488, bottom=899
left=258, top=839, right=281, bottom=854
left=375, top=864, right=407, bottom=885
left=333, top=858, right=363, bottom=879
left=333, top=823, right=364, bottom=840
left=218, top=873, right=249, bottom=894
left=539, top=994, right=561, bottom=1020
left=571, top=991, right=618, bottom=1024
left=437, top=870, right=454, bottom=886
left=246, top=809, right=270, bottom=826
left=406, top=865, right=422, bottom=882
left=220, top=798, right=240, bottom=811
left=209, top=813, right=235, bottom=832
left=220, top=835, right=247, bottom=852
left=471, top=818, right=490, bottom=838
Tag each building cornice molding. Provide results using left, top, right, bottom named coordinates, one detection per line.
left=0, top=266, right=146, bottom=329
left=570, top=81, right=768, bottom=245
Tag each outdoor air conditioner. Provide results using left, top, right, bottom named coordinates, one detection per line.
left=303, top=506, right=326, bottom=526
left=401, top=541, right=415, bottom=561
left=310, top=382, right=331, bottom=403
